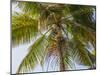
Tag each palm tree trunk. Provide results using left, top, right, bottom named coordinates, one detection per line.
left=56, top=26, right=65, bottom=71
left=58, top=39, right=65, bottom=71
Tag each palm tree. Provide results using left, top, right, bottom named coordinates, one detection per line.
left=12, top=1, right=96, bottom=74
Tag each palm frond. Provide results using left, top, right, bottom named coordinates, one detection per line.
left=68, top=5, right=96, bottom=30
left=12, top=13, right=38, bottom=47
left=16, top=29, right=52, bottom=73
left=63, top=19, right=96, bottom=48
left=71, top=39, right=92, bottom=66
left=63, top=20, right=95, bottom=66
left=64, top=48, right=75, bottom=69
left=87, top=50, right=96, bottom=65
left=18, top=2, right=40, bottom=18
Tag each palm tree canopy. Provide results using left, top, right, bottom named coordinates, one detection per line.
left=12, top=1, right=96, bottom=74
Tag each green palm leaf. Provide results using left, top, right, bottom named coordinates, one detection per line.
left=17, top=28, right=52, bottom=73
left=68, top=5, right=96, bottom=30
left=64, top=47, right=75, bottom=69
left=12, top=13, right=38, bottom=47
left=63, top=19, right=96, bottom=48
left=18, top=2, right=40, bottom=18
left=71, top=39, right=92, bottom=66
left=87, top=50, right=96, bottom=66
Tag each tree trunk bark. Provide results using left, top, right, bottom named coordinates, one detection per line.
left=55, top=26, right=65, bottom=71
left=57, top=37, right=65, bottom=71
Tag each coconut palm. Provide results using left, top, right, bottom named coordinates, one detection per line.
left=12, top=1, right=96, bottom=74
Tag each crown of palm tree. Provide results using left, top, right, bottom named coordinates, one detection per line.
left=12, top=1, right=96, bottom=74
